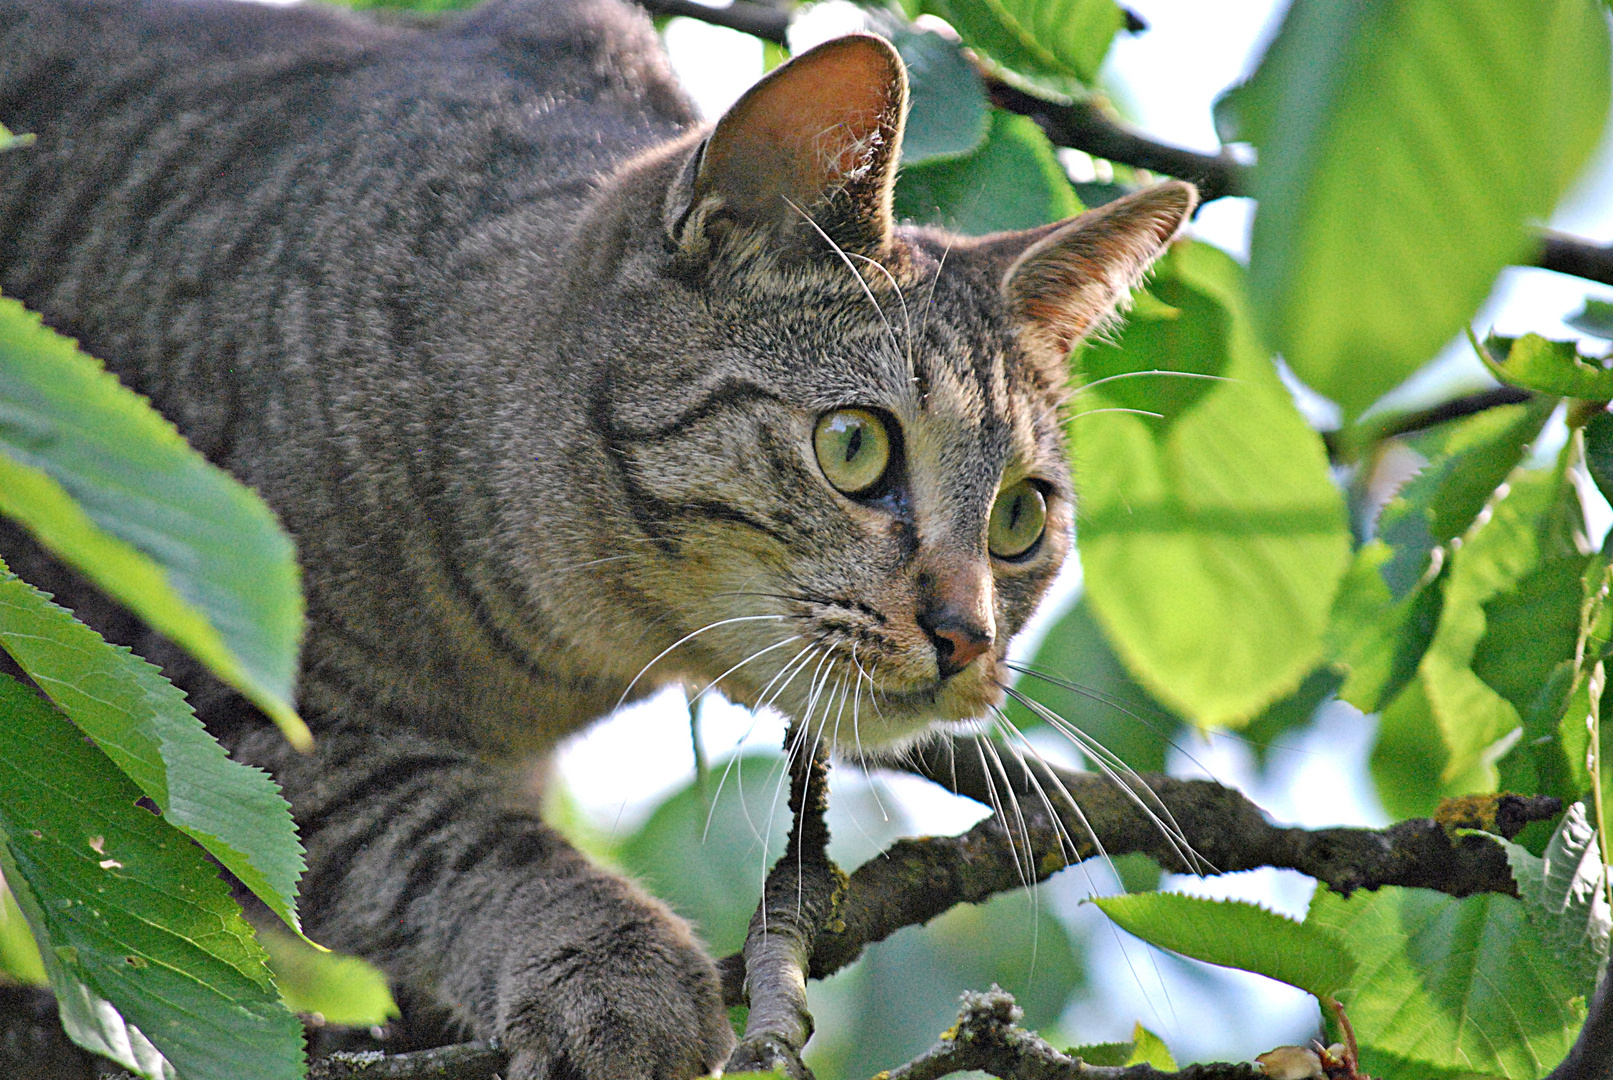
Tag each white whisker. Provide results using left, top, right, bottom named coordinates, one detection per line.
left=616, top=614, right=788, bottom=711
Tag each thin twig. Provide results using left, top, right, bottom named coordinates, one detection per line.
left=1540, top=231, right=1613, bottom=290
left=1324, top=386, right=1535, bottom=462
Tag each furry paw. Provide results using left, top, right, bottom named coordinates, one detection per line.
left=495, top=873, right=734, bottom=1080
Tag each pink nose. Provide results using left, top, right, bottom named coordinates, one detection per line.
left=931, top=625, right=991, bottom=674
left=917, top=562, right=996, bottom=679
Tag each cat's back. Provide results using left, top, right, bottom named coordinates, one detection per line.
left=0, top=0, right=695, bottom=436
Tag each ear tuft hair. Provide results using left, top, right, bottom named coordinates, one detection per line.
left=1002, top=181, right=1197, bottom=360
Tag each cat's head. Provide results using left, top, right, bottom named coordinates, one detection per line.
left=562, top=35, right=1194, bottom=752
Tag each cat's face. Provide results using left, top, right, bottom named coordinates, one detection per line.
left=573, top=35, right=1193, bottom=751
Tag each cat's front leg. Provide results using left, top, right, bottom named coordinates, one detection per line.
left=234, top=727, right=734, bottom=1080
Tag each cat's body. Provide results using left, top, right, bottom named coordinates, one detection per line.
left=0, top=1, right=1193, bottom=1075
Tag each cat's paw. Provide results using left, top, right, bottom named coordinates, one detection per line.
left=495, top=873, right=734, bottom=1080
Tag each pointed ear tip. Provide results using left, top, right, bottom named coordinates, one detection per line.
left=797, top=31, right=906, bottom=82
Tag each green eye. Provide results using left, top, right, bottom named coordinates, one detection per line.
left=989, top=480, right=1047, bottom=559
left=814, top=409, right=891, bottom=495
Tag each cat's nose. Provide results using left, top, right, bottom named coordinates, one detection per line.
left=917, top=564, right=995, bottom=679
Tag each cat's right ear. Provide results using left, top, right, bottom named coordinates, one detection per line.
left=664, top=34, right=907, bottom=262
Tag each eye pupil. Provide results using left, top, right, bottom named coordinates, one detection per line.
left=845, top=427, right=863, bottom=462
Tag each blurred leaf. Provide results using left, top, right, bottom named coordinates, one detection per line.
left=619, top=754, right=789, bottom=956
left=1230, top=0, right=1611, bottom=417
left=0, top=296, right=308, bottom=748
left=804, top=890, right=1081, bottom=1080
left=1370, top=679, right=1455, bottom=820
left=1419, top=471, right=1575, bottom=799
left=0, top=121, right=33, bottom=152
left=1093, top=892, right=1354, bottom=1004
left=1328, top=540, right=1446, bottom=714
left=0, top=675, right=303, bottom=1080
left=0, top=876, right=45, bottom=986
left=891, top=27, right=990, bottom=164
left=1489, top=802, right=1611, bottom=987
left=0, top=565, right=306, bottom=937
left=1567, top=299, right=1613, bottom=341
left=1073, top=241, right=1351, bottom=727
left=1472, top=553, right=1589, bottom=748
left=1477, top=333, right=1613, bottom=401
left=259, top=928, right=398, bottom=1027
left=1006, top=595, right=1180, bottom=775
left=920, top=0, right=1124, bottom=86
left=1355, top=1048, right=1505, bottom=1080
left=1068, top=1040, right=1132, bottom=1066
left=1373, top=397, right=1558, bottom=597
left=1308, top=885, right=1589, bottom=1077
left=895, top=110, right=1080, bottom=233
left=1585, top=411, right=1613, bottom=506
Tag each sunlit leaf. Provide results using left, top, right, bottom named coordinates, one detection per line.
left=1308, top=885, right=1588, bottom=1077
left=1073, top=241, right=1351, bottom=726
left=0, top=675, right=303, bottom=1079
left=0, top=297, right=308, bottom=747
left=1094, top=892, right=1354, bottom=1004
left=1477, top=333, right=1613, bottom=401
left=1227, top=0, right=1611, bottom=416
left=259, top=928, right=398, bottom=1027
left=921, top=0, right=1124, bottom=86
left=896, top=110, right=1080, bottom=234
left=0, top=566, right=306, bottom=936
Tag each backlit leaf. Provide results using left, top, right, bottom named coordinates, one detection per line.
left=0, top=566, right=306, bottom=936
left=1229, top=0, right=1611, bottom=416
left=1093, top=892, right=1354, bottom=1005
left=0, top=296, right=308, bottom=747
left=1073, top=241, right=1350, bottom=726
left=921, top=0, right=1124, bottom=86
left=1477, top=333, right=1613, bottom=401
left=1308, top=885, right=1588, bottom=1077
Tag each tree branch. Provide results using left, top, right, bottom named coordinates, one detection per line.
left=1539, top=232, right=1613, bottom=290
left=636, top=0, right=790, bottom=43
left=880, top=987, right=1260, bottom=1080
left=724, top=739, right=842, bottom=1079
left=1545, top=962, right=1613, bottom=1080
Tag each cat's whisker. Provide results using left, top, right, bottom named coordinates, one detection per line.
left=616, top=614, right=788, bottom=711
left=782, top=195, right=904, bottom=364
left=847, top=249, right=915, bottom=374
left=703, top=641, right=819, bottom=844
left=1005, top=661, right=1247, bottom=776
left=686, top=634, right=804, bottom=709
left=988, top=707, right=1181, bottom=1019
left=1069, top=406, right=1165, bottom=420
left=848, top=644, right=890, bottom=823
left=1000, top=684, right=1211, bottom=875
left=970, top=733, right=1032, bottom=891
left=1071, top=369, right=1235, bottom=395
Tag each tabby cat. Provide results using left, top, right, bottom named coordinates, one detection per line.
left=0, top=0, right=1194, bottom=1075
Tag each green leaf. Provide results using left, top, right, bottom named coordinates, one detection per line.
left=1073, top=241, right=1351, bottom=726
left=0, top=878, right=46, bottom=986
left=1068, top=1041, right=1133, bottom=1067
left=0, top=296, right=308, bottom=747
left=0, top=674, right=304, bottom=1079
left=0, top=121, right=34, bottom=152
left=1373, top=396, right=1558, bottom=597
left=1308, top=885, right=1589, bottom=1077
left=921, top=0, right=1124, bottom=86
left=1232, top=0, right=1612, bottom=417
left=1585, top=412, right=1613, bottom=508
left=618, top=754, right=789, bottom=955
left=1092, top=892, right=1355, bottom=1005
left=1477, top=333, right=1613, bottom=401
left=259, top=927, right=398, bottom=1027
left=891, top=27, right=991, bottom=164
left=895, top=110, right=1081, bottom=234
left=1420, top=470, right=1576, bottom=798
left=1125, top=1023, right=1175, bottom=1070
left=1567, top=299, right=1613, bottom=341
left=1370, top=678, right=1457, bottom=820
left=0, top=566, right=306, bottom=937
left=1328, top=539, right=1446, bottom=714
left=1492, top=802, right=1611, bottom=987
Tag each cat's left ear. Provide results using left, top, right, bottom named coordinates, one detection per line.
left=988, top=181, right=1198, bottom=361
left=665, top=34, right=906, bottom=259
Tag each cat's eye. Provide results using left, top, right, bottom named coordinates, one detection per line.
left=814, top=409, right=891, bottom=495
left=989, top=480, right=1047, bottom=559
